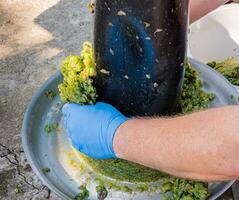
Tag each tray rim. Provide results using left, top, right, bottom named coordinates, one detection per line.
left=21, top=71, right=72, bottom=200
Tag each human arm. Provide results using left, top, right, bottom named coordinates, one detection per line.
left=190, top=0, right=229, bottom=23
left=63, top=103, right=239, bottom=181
left=114, top=105, right=239, bottom=181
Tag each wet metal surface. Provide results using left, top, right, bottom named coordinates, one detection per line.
left=22, top=59, right=238, bottom=200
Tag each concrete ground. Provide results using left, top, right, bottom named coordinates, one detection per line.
left=0, top=0, right=238, bottom=199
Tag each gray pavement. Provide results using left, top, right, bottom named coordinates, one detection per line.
left=0, top=0, right=238, bottom=199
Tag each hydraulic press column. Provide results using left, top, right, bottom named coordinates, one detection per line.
left=94, top=0, right=189, bottom=116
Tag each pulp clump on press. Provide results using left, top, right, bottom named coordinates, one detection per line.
left=176, top=61, right=214, bottom=114
left=80, top=152, right=166, bottom=182
left=58, top=42, right=213, bottom=199
left=58, top=42, right=97, bottom=105
left=207, top=57, right=239, bottom=86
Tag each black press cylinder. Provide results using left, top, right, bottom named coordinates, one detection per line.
left=94, top=0, right=189, bottom=116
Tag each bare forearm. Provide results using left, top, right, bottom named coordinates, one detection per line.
left=113, top=106, right=239, bottom=181
left=190, top=0, right=229, bottom=22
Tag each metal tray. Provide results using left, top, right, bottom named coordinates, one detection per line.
left=21, top=58, right=239, bottom=200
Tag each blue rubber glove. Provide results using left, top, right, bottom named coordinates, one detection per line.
left=62, top=102, right=128, bottom=159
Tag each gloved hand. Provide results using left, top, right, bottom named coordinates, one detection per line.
left=62, top=102, right=128, bottom=159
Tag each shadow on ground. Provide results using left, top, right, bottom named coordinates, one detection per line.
left=0, top=0, right=92, bottom=199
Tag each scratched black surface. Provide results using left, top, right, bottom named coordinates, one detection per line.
left=94, top=0, right=189, bottom=116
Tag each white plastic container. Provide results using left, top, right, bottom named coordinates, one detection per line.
left=189, top=3, right=239, bottom=63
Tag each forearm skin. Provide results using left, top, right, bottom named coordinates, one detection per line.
left=190, top=0, right=229, bottom=23
left=113, top=106, right=239, bottom=181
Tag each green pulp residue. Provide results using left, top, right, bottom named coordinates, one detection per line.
left=44, top=123, right=58, bottom=134
left=42, top=168, right=51, bottom=174
left=176, top=61, right=215, bottom=114
left=82, top=153, right=166, bottom=182
left=108, top=183, right=133, bottom=194
left=59, top=42, right=213, bottom=199
left=88, top=2, right=95, bottom=14
left=75, top=184, right=89, bottom=200
left=15, top=184, right=24, bottom=194
left=96, top=184, right=108, bottom=200
left=45, top=90, right=57, bottom=100
left=160, top=179, right=209, bottom=200
left=207, top=58, right=239, bottom=86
